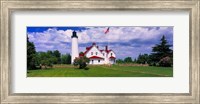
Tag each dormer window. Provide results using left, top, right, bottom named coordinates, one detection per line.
left=103, top=53, right=104, bottom=56
left=91, top=52, right=93, bottom=55
left=111, top=53, right=113, bottom=56
left=96, top=52, right=98, bottom=55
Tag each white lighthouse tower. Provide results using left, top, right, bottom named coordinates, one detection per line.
left=71, top=31, right=79, bottom=64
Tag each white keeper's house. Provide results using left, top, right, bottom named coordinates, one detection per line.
left=71, top=31, right=116, bottom=65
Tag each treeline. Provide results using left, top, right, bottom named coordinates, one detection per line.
left=27, top=37, right=71, bottom=70
left=116, top=35, right=173, bottom=67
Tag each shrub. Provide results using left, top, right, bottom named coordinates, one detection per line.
left=159, top=56, right=172, bottom=67
left=73, top=56, right=89, bottom=69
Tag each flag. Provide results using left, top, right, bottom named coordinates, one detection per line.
left=104, top=27, right=109, bottom=34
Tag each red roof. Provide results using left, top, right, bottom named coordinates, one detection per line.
left=84, top=46, right=93, bottom=55
left=106, top=50, right=112, bottom=54
left=109, top=56, right=116, bottom=59
left=89, top=56, right=104, bottom=59
left=83, top=44, right=113, bottom=55
left=100, top=49, right=112, bottom=54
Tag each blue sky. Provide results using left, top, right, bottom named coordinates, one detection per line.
left=27, top=26, right=173, bottom=59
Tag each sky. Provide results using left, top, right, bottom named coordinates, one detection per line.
left=27, top=26, right=173, bottom=59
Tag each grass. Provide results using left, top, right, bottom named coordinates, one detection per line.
left=27, top=64, right=173, bottom=77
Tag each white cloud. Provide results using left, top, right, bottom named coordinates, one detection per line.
left=28, top=27, right=172, bottom=44
left=76, top=27, right=172, bottom=43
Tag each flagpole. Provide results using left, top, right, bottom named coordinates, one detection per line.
left=104, top=27, right=110, bottom=64
left=107, top=28, right=109, bottom=64
left=108, top=34, right=109, bottom=64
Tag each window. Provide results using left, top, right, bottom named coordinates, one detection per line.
left=103, top=53, right=104, bottom=56
left=111, top=53, right=113, bottom=56
left=96, top=52, right=98, bottom=55
left=91, top=52, right=93, bottom=55
left=98, top=60, right=100, bottom=63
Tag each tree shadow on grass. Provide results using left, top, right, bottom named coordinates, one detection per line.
left=73, top=67, right=90, bottom=70
left=84, top=67, right=89, bottom=70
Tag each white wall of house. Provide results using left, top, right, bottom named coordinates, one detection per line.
left=85, top=46, right=104, bottom=58
left=101, top=51, right=108, bottom=64
left=108, top=51, right=116, bottom=58
left=85, top=46, right=106, bottom=65
left=109, top=59, right=115, bottom=64
left=84, top=45, right=116, bottom=65
left=107, top=51, right=116, bottom=64
left=89, top=59, right=104, bottom=64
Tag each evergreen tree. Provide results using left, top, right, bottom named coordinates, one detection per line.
left=27, top=37, right=36, bottom=70
left=133, top=58, right=137, bottom=63
left=150, top=35, right=173, bottom=66
left=137, top=54, right=149, bottom=64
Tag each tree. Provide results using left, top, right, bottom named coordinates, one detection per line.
left=47, top=50, right=53, bottom=56
left=124, top=57, right=132, bottom=63
left=73, top=56, right=89, bottom=69
left=52, top=50, right=61, bottom=64
left=133, top=58, right=137, bottom=63
left=116, top=59, right=124, bottom=64
left=150, top=35, right=173, bottom=66
left=27, top=37, right=36, bottom=70
left=61, top=53, right=71, bottom=64
left=79, top=52, right=84, bottom=55
left=61, top=54, right=68, bottom=64
left=66, top=54, right=71, bottom=64
left=137, top=54, right=149, bottom=64
left=37, top=52, right=57, bottom=69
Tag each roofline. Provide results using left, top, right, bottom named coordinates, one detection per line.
left=84, top=44, right=116, bottom=56
left=89, top=57, right=104, bottom=59
left=84, top=45, right=103, bottom=55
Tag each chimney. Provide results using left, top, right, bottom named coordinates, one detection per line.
left=92, top=42, right=96, bottom=46
left=105, top=46, right=108, bottom=51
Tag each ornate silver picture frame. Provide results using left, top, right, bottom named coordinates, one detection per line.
left=1, top=0, right=199, bottom=103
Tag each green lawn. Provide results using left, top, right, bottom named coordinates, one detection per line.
left=27, top=65, right=173, bottom=77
